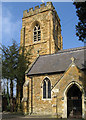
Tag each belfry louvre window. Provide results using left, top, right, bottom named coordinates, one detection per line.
left=43, top=78, right=51, bottom=99
left=33, top=24, right=41, bottom=42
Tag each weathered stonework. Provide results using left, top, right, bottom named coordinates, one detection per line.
left=23, top=73, right=63, bottom=115
left=21, top=2, right=86, bottom=119
left=20, top=2, right=63, bottom=63
left=23, top=62, right=86, bottom=118
left=52, top=62, right=86, bottom=118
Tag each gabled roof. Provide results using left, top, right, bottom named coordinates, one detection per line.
left=27, top=47, right=86, bottom=76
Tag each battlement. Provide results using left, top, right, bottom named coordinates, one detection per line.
left=23, top=2, right=55, bottom=18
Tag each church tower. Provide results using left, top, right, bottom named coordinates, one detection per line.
left=20, top=2, right=63, bottom=63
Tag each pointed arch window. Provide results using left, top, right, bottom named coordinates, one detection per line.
left=33, top=24, right=41, bottom=42
left=43, top=78, right=51, bottom=99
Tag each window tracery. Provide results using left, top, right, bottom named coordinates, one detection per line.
left=33, top=24, right=41, bottom=42
left=43, top=78, right=51, bottom=99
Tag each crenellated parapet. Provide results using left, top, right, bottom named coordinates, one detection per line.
left=23, top=2, right=55, bottom=18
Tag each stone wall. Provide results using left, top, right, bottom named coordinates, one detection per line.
left=23, top=62, right=86, bottom=118
left=20, top=2, right=63, bottom=63
left=22, top=2, right=86, bottom=119
left=23, top=73, right=63, bottom=115
left=29, top=73, right=63, bottom=115
left=52, top=63, right=85, bottom=118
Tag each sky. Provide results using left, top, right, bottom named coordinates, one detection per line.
left=2, top=2, right=84, bottom=50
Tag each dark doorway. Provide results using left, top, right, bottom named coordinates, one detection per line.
left=67, top=84, right=82, bottom=118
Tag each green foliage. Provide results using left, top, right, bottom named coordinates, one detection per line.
left=73, top=2, right=86, bottom=42
left=2, top=41, right=19, bottom=80
left=1, top=40, right=32, bottom=111
left=16, top=45, right=32, bottom=85
left=2, top=41, right=32, bottom=82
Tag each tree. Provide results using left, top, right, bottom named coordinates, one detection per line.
left=2, top=41, right=32, bottom=112
left=2, top=41, right=19, bottom=111
left=16, top=45, right=32, bottom=111
left=73, top=2, right=86, bottom=42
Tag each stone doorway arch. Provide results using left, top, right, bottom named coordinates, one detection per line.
left=63, top=82, right=85, bottom=118
left=67, top=84, right=82, bottom=118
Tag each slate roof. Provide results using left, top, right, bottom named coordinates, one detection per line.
left=27, top=47, right=86, bottom=76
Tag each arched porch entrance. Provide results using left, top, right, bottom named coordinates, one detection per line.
left=67, top=84, right=82, bottom=118
left=63, top=82, right=85, bottom=118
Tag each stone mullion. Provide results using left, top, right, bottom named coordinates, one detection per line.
left=37, top=31, right=38, bottom=41
left=46, top=81, right=48, bottom=98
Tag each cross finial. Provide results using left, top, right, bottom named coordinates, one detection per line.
left=71, top=57, right=75, bottom=62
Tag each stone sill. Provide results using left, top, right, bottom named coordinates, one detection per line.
left=25, top=40, right=47, bottom=47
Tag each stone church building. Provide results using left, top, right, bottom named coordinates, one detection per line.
left=21, top=2, right=86, bottom=119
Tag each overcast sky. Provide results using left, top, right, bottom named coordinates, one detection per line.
left=2, top=2, right=84, bottom=49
